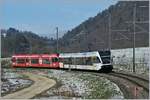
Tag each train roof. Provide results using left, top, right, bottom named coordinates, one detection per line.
left=59, top=51, right=100, bottom=58
left=12, top=54, right=58, bottom=58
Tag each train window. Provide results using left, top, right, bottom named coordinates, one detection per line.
left=61, top=57, right=100, bottom=65
left=72, top=58, right=76, bottom=65
left=92, top=57, right=100, bottom=63
left=62, top=58, right=70, bottom=64
left=68, top=58, right=72, bottom=64
left=74, top=57, right=92, bottom=65
left=52, top=58, right=59, bottom=62
left=99, top=51, right=110, bottom=56
left=85, top=57, right=92, bottom=65
left=42, top=59, right=50, bottom=64
left=31, top=59, right=39, bottom=64
left=17, top=59, right=25, bottom=64
left=75, top=58, right=80, bottom=65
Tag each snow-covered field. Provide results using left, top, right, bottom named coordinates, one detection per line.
left=1, top=68, right=124, bottom=99
left=111, top=47, right=149, bottom=74
left=1, top=68, right=33, bottom=96
left=36, top=69, right=124, bottom=99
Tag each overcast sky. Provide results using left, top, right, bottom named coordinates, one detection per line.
left=1, top=0, right=118, bottom=38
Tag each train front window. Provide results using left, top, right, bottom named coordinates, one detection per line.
left=31, top=59, right=39, bottom=64
left=17, top=59, right=25, bottom=64
left=42, top=59, right=50, bottom=64
left=101, top=56, right=111, bottom=64
left=52, top=58, right=59, bottom=62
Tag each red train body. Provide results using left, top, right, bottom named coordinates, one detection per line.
left=11, top=54, right=59, bottom=68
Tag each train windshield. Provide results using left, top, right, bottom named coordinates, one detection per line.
left=99, top=51, right=111, bottom=64
left=101, top=56, right=111, bottom=64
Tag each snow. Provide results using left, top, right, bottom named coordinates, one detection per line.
left=111, top=47, right=149, bottom=74
left=46, top=70, right=89, bottom=96
left=1, top=78, right=32, bottom=95
left=1, top=68, right=33, bottom=95
left=37, top=69, right=124, bottom=99
left=2, top=68, right=124, bottom=99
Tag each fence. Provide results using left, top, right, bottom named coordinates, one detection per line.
left=112, top=57, right=149, bottom=74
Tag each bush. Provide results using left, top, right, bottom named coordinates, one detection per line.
left=1, top=59, right=11, bottom=68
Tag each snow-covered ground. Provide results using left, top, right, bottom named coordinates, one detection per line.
left=111, top=47, right=149, bottom=74
left=1, top=68, right=33, bottom=96
left=1, top=78, right=33, bottom=95
left=1, top=68, right=124, bottom=99
left=36, top=69, right=124, bottom=99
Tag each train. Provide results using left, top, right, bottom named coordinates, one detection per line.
left=11, top=51, right=113, bottom=72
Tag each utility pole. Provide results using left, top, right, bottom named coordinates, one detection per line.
left=133, top=3, right=136, bottom=73
left=125, top=4, right=148, bottom=73
left=108, top=12, right=111, bottom=51
left=108, top=11, right=112, bottom=64
left=56, top=27, right=59, bottom=53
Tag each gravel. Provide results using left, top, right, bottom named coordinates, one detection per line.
left=36, top=69, right=124, bottom=99
left=2, top=68, right=124, bottom=99
left=1, top=78, right=33, bottom=96
left=1, top=68, right=33, bottom=96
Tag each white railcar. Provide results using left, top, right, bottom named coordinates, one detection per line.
left=59, top=51, right=113, bottom=72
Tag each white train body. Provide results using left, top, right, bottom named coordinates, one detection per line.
left=59, top=51, right=113, bottom=72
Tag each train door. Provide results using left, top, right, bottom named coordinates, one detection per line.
left=51, top=57, right=59, bottom=68
left=11, top=57, right=16, bottom=67
left=25, top=58, right=30, bottom=67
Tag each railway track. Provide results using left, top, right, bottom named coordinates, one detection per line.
left=108, top=72, right=149, bottom=92
left=69, top=69, right=149, bottom=93
left=87, top=71, right=149, bottom=91
left=89, top=71, right=149, bottom=99
left=91, top=71, right=149, bottom=91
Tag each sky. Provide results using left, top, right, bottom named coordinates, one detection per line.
left=1, top=0, right=118, bottom=38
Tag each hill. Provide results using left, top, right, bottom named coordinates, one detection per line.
left=59, top=1, right=149, bottom=53
left=1, top=1, right=149, bottom=57
left=1, top=28, right=56, bottom=57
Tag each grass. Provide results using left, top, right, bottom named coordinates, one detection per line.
left=1, top=60, right=11, bottom=68
left=79, top=74, right=121, bottom=99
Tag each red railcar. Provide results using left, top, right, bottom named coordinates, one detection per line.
left=11, top=54, right=59, bottom=68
